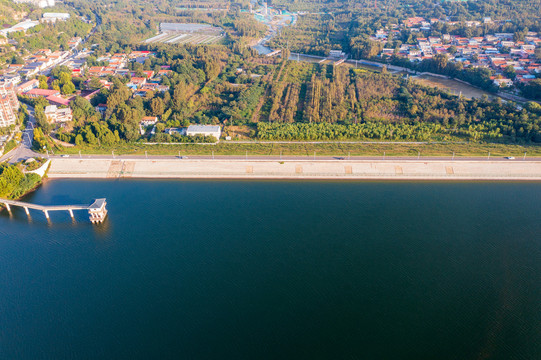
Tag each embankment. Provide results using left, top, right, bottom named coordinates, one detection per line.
left=47, top=158, right=541, bottom=181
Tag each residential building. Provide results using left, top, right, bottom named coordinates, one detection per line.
left=17, top=79, right=40, bottom=94
left=139, top=116, right=158, bottom=134
left=0, top=83, right=19, bottom=128
left=0, top=74, right=22, bottom=86
left=95, top=104, right=107, bottom=114
left=0, top=82, right=20, bottom=111
left=0, top=95, right=17, bottom=127
left=44, top=105, right=73, bottom=123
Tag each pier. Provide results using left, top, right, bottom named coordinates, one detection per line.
left=0, top=198, right=108, bottom=223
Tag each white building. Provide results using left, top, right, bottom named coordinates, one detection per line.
left=0, top=74, right=22, bottom=86
left=14, top=0, right=55, bottom=8
left=329, top=50, right=346, bottom=58
left=0, top=20, right=39, bottom=36
left=186, top=125, right=221, bottom=140
left=493, top=78, right=513, bottom=87
left=17, top=79, right=39, bottom=94
left=139, top=116, right=158, bottom=135
left=44, top=105, right=73, bottom=123
left=42, top=13, right=70, bottom=23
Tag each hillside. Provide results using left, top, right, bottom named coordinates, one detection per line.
left=0, top=0, right=29, bottom=26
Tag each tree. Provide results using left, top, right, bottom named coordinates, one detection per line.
left=38, top=75, right=48, bottom=89
left=75, top=134, right=84, bottom=146
left=172, top=82, right=188, bottom=111
left=89, top=77, right=102, bottom=89
left=11, top=56, right=24, bottom=65
left=62, top=82, right=76, bottom=95
left=521, top=79, right=541, bottom=100
left=203, top=59, right=220, bottom=82
left=51, top=66, right=71, bottom=79
left=150, top=97, right=164, bottom=116
left=59, top=72, right=72, bottom=86
left=504, top=66, right=516, bottom=80
left=433, top=54, right=448, bottom=71
left=52, top=80, right=61, bottom=92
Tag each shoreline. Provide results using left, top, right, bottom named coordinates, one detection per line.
left=47, top=158, right=541, bottom=181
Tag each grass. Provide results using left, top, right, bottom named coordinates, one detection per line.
left=55, top=141, right=541, bottom=158
left=2, top=139, right=17, bottom=154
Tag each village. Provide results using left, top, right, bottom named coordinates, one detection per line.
left=372, top=16, right=541, bottom=90
left=0, top=43, right=222, bottom=146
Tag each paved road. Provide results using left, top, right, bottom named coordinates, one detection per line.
left=46, top=154, right=541, bottom=162
left=0, top=105, right=40, bottom=164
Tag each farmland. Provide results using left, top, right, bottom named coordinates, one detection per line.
left=144, top=23, right=225, bottom=45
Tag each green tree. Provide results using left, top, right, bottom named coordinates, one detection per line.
left=38, top=75, right=48, bottom=89
left=62, top=82, right=76, bottom=95
left=150, top=97, right=165, bottom=117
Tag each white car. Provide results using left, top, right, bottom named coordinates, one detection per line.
left=61, top=154, right=70, bottom=158
left=505, top=156, right=515, bottom=160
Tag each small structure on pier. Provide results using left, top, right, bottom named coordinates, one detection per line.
left=0, top=197, right=108, bottom=224
left=88, top=198, right=107, bottom=224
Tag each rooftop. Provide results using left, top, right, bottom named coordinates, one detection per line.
left=187, top=125, right=221, bottom=132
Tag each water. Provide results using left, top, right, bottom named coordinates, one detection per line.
left=1, top=180, right=541, bottom=360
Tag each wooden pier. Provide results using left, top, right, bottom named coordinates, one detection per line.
left=0, top=198, right=108, bottom=223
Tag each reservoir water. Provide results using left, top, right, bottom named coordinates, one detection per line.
left=1, top=180, right=540, bottom=359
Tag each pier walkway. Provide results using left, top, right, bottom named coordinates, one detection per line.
left=0, top=198, right=107, bottom=223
